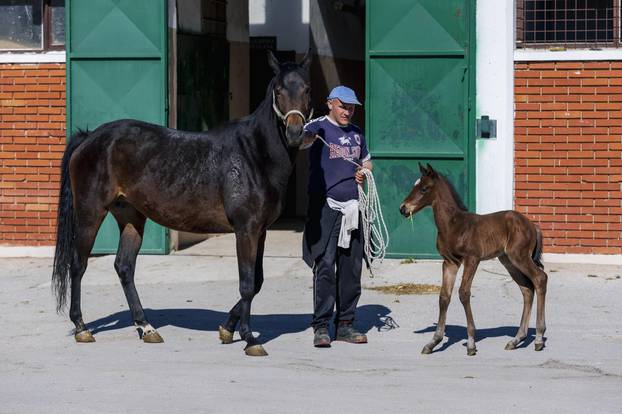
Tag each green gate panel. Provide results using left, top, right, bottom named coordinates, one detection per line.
left=366, top=0, right=475, bottom=258
left=66, top=0, right=169, bottom=254
left=368, top=57, right=466, bottom=155
left=368, top=0, right=467, bottom=53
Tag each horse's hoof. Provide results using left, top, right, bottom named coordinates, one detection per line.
left=421, top=346, right=433, bottom=355
left=244, top=344, right=268, bottom=357
left=467, top=347, right=477, bottom=356
left=143, top=331, right=164, bottom=343
left=219, top=326, right=234, bottom=344
left=505, top=341, right=517, bottom=351
left=534, top=342, right=544, bottom=351
left=75, top=330, right=95, bottom=343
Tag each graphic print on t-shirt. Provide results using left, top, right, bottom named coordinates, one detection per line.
left=303, top=116, right=370, bottom=201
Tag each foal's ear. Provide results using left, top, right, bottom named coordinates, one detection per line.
left=267, top=50, right=280, bottom=74
left=426, top=163, right=438, bottom=177
left=418, top=162, right=429, bottom=176
left=300, top=48, right=312, bottom=70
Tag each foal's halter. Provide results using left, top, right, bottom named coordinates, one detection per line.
left=272, top=91, right=313, bottom=124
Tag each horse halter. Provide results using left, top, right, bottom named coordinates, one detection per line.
left=272, top=91, right=314, bottom=124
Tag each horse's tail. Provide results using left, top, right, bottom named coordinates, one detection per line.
left=52, top=129, right=90, bottom=313
left=532, top=224, right=544, bottom=270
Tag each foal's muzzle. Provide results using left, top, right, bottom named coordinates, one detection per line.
left=399, top=203, right=413, bottom=217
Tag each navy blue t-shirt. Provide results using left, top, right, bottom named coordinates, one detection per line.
left=304, top=116, right=370, bottom=202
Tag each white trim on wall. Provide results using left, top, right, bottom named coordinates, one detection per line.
left=0, top=51, right=66, bottom=64
left=544, top=253, right=622, bottom=265
left=475, top=0, right=514, bottom=213
left=515, top=49, right=622, bottom=62
left=0, top=246, right=55, bottom=258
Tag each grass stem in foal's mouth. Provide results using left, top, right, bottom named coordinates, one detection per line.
left=366, top=283, right=441, bottom=295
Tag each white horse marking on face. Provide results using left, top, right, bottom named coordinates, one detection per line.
left=414, top=178, right=421, bottom=187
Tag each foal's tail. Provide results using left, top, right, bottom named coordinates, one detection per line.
left=52, top=129, right=90, bottom=313
left=532, top=224, right=544, bottom=270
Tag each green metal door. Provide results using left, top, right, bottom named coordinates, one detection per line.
left=366, top=0, right=476, bottom=258
left=66, top=0, right=169, bottom=254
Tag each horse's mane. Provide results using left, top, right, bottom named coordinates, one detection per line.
left=437, top=173, right=468, bottom=212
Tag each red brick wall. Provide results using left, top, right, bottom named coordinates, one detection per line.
left=514, top=61, right=622, bottom=254
left=0, top=63, right=65, bottom=246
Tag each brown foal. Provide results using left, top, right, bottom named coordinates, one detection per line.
left=399, top=164, right=548, bottom=356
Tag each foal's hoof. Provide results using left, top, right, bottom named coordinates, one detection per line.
left=534, top=342, right=545, bottom=351
left=218, top=326, right=234, bottom=344
left=421, top=346, right=433, bottom=355
left=75, top=330, right=95, bottom=343
left=244, top=344, right=268, bottom=357
left=467, top=347, right=477, bottom=356
left=505, top=341, right=517, bottom=351
left=143, top=331, right=164, bottom=343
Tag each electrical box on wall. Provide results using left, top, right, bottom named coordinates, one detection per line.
left=476, top=115, right=497, bottom=139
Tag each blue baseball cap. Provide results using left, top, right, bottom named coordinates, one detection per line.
left=327, top=85, right=362, bottom=105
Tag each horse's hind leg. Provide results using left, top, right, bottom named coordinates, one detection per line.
left=422, top=260, right=459, bottom=354
left=458, top=257, right=480, bottom=356
left=71, top=209, right=107, bottom=342
left=219, top=230, right=266, bottom=344
left=111, top=204, right=162, bottom=343
left=507, top=252, right=548, bottom=351
left=499, top=254, right=534, bottom=350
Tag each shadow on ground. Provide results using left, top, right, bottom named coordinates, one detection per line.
left=414, top=324, right=537, bottom=352
left=86, top=304, right=392, bottom=344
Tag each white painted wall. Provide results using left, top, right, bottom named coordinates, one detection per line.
left=475, top=0, right=515, bottom=213
left=249, top=0, right=309, bottom=53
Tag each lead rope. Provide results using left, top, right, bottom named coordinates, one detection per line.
left=315, top=135, right=390, bottom=275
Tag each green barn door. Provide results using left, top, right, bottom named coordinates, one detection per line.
left=366, top=0, right=475, bottom=258
left=66, top=0, right=169, bottom=254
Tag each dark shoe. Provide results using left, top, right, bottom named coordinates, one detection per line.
left=313, top=327, right=331, bottom=348
left=336, top=324, right=368, bottom=344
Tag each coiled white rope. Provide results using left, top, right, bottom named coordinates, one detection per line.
left=357, top=167, right=390, bottom=268
left=315, top=136, right=390, bottom=272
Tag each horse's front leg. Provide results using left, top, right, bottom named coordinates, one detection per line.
left=230, top=229, right=267, bottom=356
left=422, top=259, right=459, bottom=354
left=219, top=231, right=266, bottom=344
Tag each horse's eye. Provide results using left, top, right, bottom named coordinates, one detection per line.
left=420, top=186, right=428, bottom=194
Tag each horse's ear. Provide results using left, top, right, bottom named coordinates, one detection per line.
left=418, top=162, right=428, bottom=176
left=300, top=48, right=312, bottom=70
left=267, top=50, right=280, bottom=74
left=426, top=163, right=438, bottom=177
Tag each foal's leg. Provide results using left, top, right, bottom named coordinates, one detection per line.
left=508, top=254, right=548, bottom=351
left=112, top=207, right=162, bottom=343
left=458, top=257, right=480, bottom=356
left=70, top=209, right=107, bottom=342
left=498, top=254, right=534, bottom=350
left=219, top=230, right=266, bottom=344
left=233, top=228, right=267, bottom=356
left=422, top=260, right=459, bottom=354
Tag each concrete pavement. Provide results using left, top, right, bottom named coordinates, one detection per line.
left=0, top=225, right=621, bottom=413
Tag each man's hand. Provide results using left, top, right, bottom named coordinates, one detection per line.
left=355, top=161, right=372, bottom=185
left=299, top=133, right=319, bottom=150
left=355, top=168, right=366, bottom=184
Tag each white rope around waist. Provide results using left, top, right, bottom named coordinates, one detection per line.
left=326, top=198, right=359, bottom=249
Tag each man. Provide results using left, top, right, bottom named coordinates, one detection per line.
left=301, top=85, right=373, bottom=348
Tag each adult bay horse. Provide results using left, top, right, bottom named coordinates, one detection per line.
left=52, top=51, right=312, bottom=356
left=399, top=164, right=548, bottom=356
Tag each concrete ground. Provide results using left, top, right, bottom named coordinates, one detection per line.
left=1, top=225, right=621, bottom=413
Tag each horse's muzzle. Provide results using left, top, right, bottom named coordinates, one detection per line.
left=286, top=124, right=304, bottom=146
left=399, top=203, right=412, bottom=217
